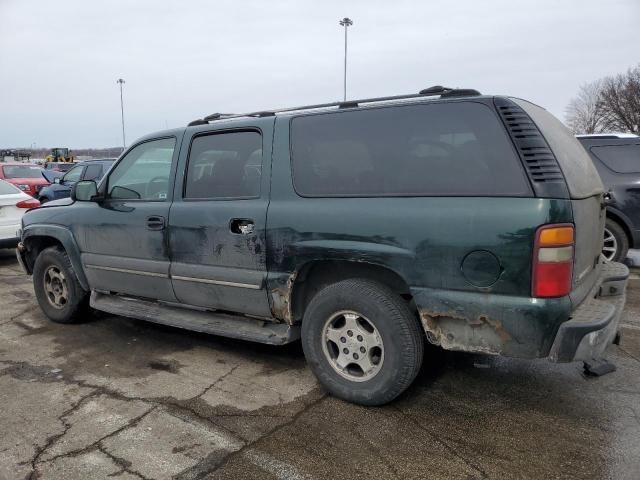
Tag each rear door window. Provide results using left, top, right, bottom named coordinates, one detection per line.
left=591, top=145, right=640, bottom=173
left=290, top=102, right=530, bottom=197
left=184, top=131, right=262, bottom=199
left=83, top=164, right=103, bottom=180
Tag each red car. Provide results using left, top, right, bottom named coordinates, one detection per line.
left=0, top=163, right=49, bottom=197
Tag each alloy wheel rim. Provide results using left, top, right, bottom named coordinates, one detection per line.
left=321, top=310, right=384, bottom=382
left=602, top=227, right=618, bottom=262
left=44, top=266, right=69, bottom=309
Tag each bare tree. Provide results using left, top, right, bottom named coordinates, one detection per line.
left=599, top=65, right=640, bottom=134
left=565, top=80, right=605, bottom=134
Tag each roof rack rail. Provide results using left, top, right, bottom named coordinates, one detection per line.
left=188, top=86, right=480, bottom=126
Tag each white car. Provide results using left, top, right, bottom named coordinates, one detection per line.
left=0, top=179, right=40, bottom=248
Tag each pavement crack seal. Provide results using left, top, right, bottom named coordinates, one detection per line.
left=0, top=304, right=40, bottom=327
left=392, top=406, right=490, bottom=479
left=26, top=389, right=101, bottom=480
left=178, top=393, right=327, bottom=479
left=98, top=444, right=153, bottom=480
left=39, top=405, right=158, bottom=465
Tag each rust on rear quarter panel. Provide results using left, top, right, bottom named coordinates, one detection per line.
left=270, top=271, right=297, bottom=323
left=420, top=310, right=511, bottom=355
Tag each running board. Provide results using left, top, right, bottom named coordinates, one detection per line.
left=90, top=291, right=300, bottom=345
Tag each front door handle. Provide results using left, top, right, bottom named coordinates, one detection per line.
left=230, top=218, right=255, bottom=235
left=147, top=215, right=165, bottom=231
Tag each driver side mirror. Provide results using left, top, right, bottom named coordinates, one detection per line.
left=72, top=180, right=98, bottom=202
left=54, top=177, right=61, bottom=184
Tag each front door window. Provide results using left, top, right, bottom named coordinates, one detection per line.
left=107, top=138, right=176, bottom=200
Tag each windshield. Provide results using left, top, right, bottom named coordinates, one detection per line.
left=3, top=165, right=43, bottom=179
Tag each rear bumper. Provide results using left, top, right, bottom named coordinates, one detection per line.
left=548, top=261, right=628, bottom=363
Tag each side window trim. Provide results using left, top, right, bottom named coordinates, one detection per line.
left=182, top=128, right=263, bottom=201
left=103, top=136, right=178, bottom=202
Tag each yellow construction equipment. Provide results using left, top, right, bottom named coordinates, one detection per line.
left=45, top=148, right=75, bottom=163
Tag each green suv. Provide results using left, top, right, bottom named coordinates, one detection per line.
left=17, top=86, right=628, bottom=405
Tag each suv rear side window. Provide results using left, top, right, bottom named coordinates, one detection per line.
left=290, top=102, right=530, bottom=197
left=512, top=98, right=604, bottom=199
left=184, top=131, right=262, bottom=199
left=591, top=144, right=640, bottom=173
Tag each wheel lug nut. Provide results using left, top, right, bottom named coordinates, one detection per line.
left=343, top=348, right=349, bottom=354
left=340, top=337, right=346, bottom=343
left=353, top=353, right=359, bottom=360
left=357, top=335, right=363, bottom=341
left=360, top=347, right=366, bottom=353
left=347, top=330, right=353, bottom=337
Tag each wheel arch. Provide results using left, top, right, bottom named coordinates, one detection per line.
left=284, top=260, right=414, bottom=324
left=22, top=225, right=89, bottom=290
left=605, top=208, right=634, bottom=248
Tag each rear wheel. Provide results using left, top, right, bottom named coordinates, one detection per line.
left=33, top=246, right=90, bottom=323
left=39, top=196, right=49, bottom=204
left=301, top=279, right=424, bottom=406
left=603, top=219, right=628, bottom=263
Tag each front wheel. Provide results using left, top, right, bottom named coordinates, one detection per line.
left=33, top=246, right=90, bottom=323
left=301, top=279, right=424, bottom=406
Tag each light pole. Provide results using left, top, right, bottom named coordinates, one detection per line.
left=338, top=17, right=353, bottom=101
left=117, top=78, right=126, bottom=148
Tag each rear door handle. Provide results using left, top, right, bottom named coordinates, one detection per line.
left=147, top=215, right=165, bottom=230
left=230, top=218, right=255, bottom=235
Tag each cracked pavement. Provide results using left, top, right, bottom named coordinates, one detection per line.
left=1, top=250, right=640, bottom=479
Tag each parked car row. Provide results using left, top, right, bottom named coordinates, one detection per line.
left=16, top=87, right=629, bottom=405
left=0, top=159, right=115, bottom=248
left=0, top=179, right=41, bottom=248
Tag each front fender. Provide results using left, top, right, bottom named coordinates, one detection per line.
left=21, top=224, right=89, bottom=290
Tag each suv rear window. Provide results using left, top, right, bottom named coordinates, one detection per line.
left=290, top=102, right=530, bottom=197
left=591, top=144, right=640, bottom=173
left=512, top=99, right=604, bottom=199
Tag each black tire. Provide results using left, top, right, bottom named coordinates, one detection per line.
left=301, top=279, right=424, bottom=406
left=33, top=246, right=90, bottom=323
left=39, top=196, right=49, bottom=204
left=604, top=218, right=629, bottom=263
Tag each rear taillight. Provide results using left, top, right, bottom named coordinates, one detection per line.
left=532, top=224, right=574, bottom=298
left=16, top=198, right=41, bottom=209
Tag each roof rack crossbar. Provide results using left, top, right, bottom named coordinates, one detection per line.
left=190, top=86, right=480, bottom=126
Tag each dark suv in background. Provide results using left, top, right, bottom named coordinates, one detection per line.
left=38, top=159, right=115, bottom=203
left=17, top=87, right=628, bottom=405
left=578, top=135, right=640, bottom=262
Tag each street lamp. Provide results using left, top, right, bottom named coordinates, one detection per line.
left=117, top=78, right=126, bottom=148
left=338, top=17, right=353, bottom=101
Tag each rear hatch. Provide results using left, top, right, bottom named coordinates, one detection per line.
left=512, top=99, right=605, bottom=306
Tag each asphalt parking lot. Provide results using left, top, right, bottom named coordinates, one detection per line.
left=1, top=250, right=639, bottom=480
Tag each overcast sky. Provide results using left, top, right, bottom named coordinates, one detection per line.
left=1, top=0, right=638, bottom=148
